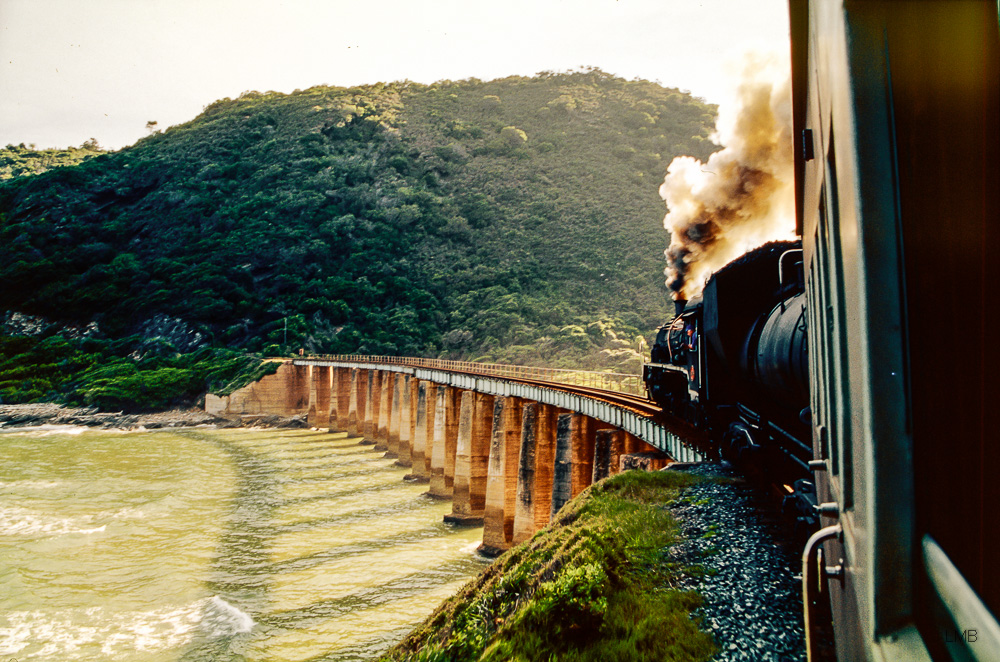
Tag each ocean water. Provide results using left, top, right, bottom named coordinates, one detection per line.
left=0, top=426, right=488, bottom=661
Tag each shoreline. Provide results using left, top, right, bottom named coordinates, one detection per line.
left=0, top=402, right=309, bottom=431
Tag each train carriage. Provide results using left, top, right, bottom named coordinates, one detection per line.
left=789, top=1, right=999, bottom=659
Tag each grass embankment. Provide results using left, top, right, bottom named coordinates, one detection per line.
left=382, top=470, right=716, bottom=662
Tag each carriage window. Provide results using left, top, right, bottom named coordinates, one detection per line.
left=816, top=186, right=838, bottom=477
left=825, top=132, right=854, bottom=509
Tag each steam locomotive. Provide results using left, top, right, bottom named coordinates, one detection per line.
left=643, top=240, right=816, bottom=524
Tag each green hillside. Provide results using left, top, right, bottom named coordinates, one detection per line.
left=0, top=141, right=106, bottom=180
left=0, top=68, right=716, bottom=408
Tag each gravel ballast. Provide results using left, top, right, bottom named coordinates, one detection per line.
left=668, top=463, right=807, bottom=661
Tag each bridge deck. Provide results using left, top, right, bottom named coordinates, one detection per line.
left=294, top=355, right=706, bottom=463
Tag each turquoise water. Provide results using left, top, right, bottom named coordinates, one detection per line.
left=0, top=426, right=488, bottom=661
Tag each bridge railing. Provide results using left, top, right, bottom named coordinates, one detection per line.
left=304, top=354, right=647, bottom=398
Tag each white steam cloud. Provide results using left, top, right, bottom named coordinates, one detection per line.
left=660, top=55, right=796, bottom=301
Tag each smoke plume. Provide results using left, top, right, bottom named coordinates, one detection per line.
left=660, top=56, right=795, bottom=300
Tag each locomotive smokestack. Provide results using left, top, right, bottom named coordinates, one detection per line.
left=660, top=54, right=796, bottom=300
left=674, top=299, right=687, bottom=318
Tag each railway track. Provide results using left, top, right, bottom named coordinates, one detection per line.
left=462, top=369, right=713, bottom=452
left=304, top=354, right=712, bottom=455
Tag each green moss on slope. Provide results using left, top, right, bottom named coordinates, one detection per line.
left=382, top=470, right=716, bottom=662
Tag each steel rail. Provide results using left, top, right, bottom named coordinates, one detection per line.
left=299, top=354, right=711, bottom=452
left=304, top=354, right=647, bottom=397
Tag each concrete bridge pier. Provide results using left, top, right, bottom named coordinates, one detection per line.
left=374, top=373, right=392, bottom=451
left=306, top=366, right=318, bottom=427
left=407, top=381, right=432, bottom=482
left=447, top=391, right=493, bottom=526
left=512, top=403, right=558, bottom=544
left=333, top=368, right=350, bottom=430
left=444, top=387, right=460, bottom=496
left=328, top=367, right=340, bottom=429
left=396, top=375, right=414, bottom=467
left=428, top=385, right=449, bottom=498
left=512, top=403, right=539, bottom=545
left=532, top=404, right=557, bottom=530
left=346, top=368, right=361, bottom=437
left=571, top=414, right=596, bottom=499
left=372, top=371, right=384, bottom=443
left=307, top=365, right=332, bottom=428
left=426, top=385, right=460, bottom=499
left=420, top=382, right=438, bottom=478
left=592, top=429, right=615, bottom=482
left=358, top=369, right=369, bottom=438
left=328, top=368, right=344, bottom=432
left=608, top=429, right=626, bottom=477
left=481, top=396, right=523, bottom=556
left=283, top=364, right=309, bottom=416
left=385, top=374, right=403, bottom=458
left=360, top=371, right=376, bottom=443
left=406, top=377, right=420, bottom=465
left=318, top=365, right=332, bottom=428
left=551, top=413, right=575, bottom=519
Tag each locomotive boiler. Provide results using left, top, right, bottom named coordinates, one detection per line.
left=643, top=240, right=816, bottom=522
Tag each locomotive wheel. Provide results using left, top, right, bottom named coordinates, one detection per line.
left=723, top=421, right=761, bottom=467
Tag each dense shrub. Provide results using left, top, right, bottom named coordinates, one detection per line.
left=1, top=69, right=719, bottom=408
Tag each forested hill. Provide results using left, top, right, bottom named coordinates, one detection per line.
left=0, top=69, right=716, bottom=407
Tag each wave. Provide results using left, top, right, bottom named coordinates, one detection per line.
left=0, top=479, right=63, bottom=490
left=0, top=596, right=254, bottom=660
left=0, top=424, right=90, bottom=436
left=0, top=505, right=107, bottom=537
left=202, top=596, right=255, bottom=636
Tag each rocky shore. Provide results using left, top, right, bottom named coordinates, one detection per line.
left=0, top=403, right=308, bottom=431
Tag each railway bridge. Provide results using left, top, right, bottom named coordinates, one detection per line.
left=206, top=356, right=704, bottom=554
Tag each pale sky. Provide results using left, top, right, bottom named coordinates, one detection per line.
left=0, top=0, right=791, bottom=151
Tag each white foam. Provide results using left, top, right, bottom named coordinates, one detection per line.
left=202, top=596, right=255, bottom=636
left=116, top=507, right=146, bottom=520
left=0, top=596, right=254, bottom=660
left=100, top=601, right=203, bottom=655
left=0, top=505, right=107, bottom=537
left=0, top=615, right=31, bottom=656
left=0, top=424, right=90, bottom=436
left=0, top=500, right=156, bottom=537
